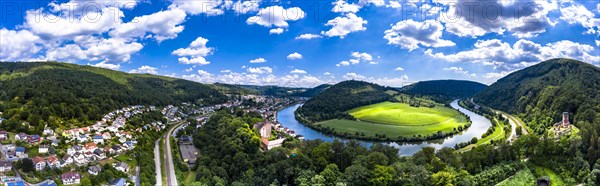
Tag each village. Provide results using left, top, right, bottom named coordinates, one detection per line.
left=173, top=95, right=306, bottom=167
left=0, top=95, right=306, bottom=186
left=0, top=105, right=172, bottom=186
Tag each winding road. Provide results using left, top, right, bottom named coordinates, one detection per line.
left=500, top=111, right=529, bottom=142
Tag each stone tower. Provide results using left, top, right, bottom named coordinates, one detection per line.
left=562, top=112, right=570, bottom=127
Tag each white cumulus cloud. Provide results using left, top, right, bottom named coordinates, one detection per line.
left=290, top=69, right=307, bottom=74
left=172, top=37, right=214, bottom=65
left=246, top=6, right=305, bottom=28
left=110, top=8, right=187, bottom=42
left=249, top=57, right=267, bottom=63
left=287, top=52, right=303, bottom=60
left=295, top=33, right=322, bottom=40
left=269, top=28, right=285, bottom=34
left=322, top=13, right=367, bottom=38
left=129, top=65, right=158, bottom=74
left=247, top=66, right=273, bottom=74
left=384, top=19, right=455, bottom=51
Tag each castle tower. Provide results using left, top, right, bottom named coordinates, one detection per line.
left=562, top=112, right=570, bottom=127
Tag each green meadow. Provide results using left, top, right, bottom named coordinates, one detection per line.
left=315, top=102, right=468, bottom=138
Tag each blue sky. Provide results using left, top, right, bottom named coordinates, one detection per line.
left=1, top=0, right=599, bottom=87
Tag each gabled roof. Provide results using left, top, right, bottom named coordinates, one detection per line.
left=32, top=156, right=45, bottom=164
left=61, top=172, right=80, bottom=180
left=47, top=156, right=59, bottom=163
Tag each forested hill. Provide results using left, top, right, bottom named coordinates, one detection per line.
left=0, top=62, right=228, bottom=132
left=474, top=58, right=600, bottom=133
left=399, top=80, right=487, bottom=103
left=293, top=84, right=332, bottom=97
left=296, top=80, right=394, bottom=123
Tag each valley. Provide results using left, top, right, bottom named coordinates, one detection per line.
left=0, top=58, right=598, bottom=186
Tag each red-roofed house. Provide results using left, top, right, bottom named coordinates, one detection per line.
left=46, top=155, right=60, bottom=168
left=84, top=142, right=98, bottom=153
left=32, top=156, right=46, bottom=171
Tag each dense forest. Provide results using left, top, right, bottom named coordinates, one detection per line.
left=399, top=80, right=487, bottom=103
left=474, top=58, right=600, bottom=132
left=0, top=62, right=227, bottom=133
left=293, top=84, right=332, bottom=97
left=209, top=83, right=259, bottom=95
left=240, top=85, right=307, bottom=97
left=296, top=80, right=394, bottom=123
left=188, top=110, right=593, bottom=185
left=474, top=58, right=600, bottom=170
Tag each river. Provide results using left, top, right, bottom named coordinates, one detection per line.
left=276, top=100, right=492, bottom=156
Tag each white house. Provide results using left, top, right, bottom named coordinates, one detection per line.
left=32, top=156, right=46, bottom=171
left=39, top=145, right=49, bottom=154
left=113, top=162, right=129, bottom=173
left=93, top=135, right=104, bottom=144
left=46, top=155, right=60, bottom=168
left=260, top=137, right=285, bottom=150
left=88, top=165, right=102, bottom=176
left=62, top=172, right=81, bottom=185
left=62, top=155, right=73, bottom=165
left=0, top=160, right=12, bottom=172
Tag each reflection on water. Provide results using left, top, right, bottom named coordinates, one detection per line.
left=276, top=100, right=492, bottom=156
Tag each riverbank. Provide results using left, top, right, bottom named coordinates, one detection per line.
left=277, top=100, right=493, bottom=155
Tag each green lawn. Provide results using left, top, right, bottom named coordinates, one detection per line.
left=497, top=168, right=536, bottom=186
left=349, top=102, right=467, bottom=127
left=534, top=166, right=565, bottom=186
left=315, top=102, right=468, bottom=138
left=459, top=118, right=505, bottom=152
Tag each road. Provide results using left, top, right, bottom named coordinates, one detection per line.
left=135, top=165, right=140, bottom=186
left=499, top=111, right=529, bottom=142
left=164, top=122, right=184, bottom=186
left=154, top=139, right=162, bottom=186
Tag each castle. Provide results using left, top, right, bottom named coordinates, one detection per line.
left=552, top=112, right=572, bottom=139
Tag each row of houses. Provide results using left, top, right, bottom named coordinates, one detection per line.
left=60, top=171, right=126, bottom=186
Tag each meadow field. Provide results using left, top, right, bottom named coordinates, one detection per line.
left=315, top=102, right=468, bottom=138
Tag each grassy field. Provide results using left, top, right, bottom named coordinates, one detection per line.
left=349, top=102, right=467, bottom=126
left=458, top=118, right=505, bottom=152
left=534, top=166, right=565, bottom=185
left=316, top=102, right=468, bottom=138
left=497, top=168, right=536, bottom=186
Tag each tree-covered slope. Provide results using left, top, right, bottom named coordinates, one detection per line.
left=296, top=80, right=394, bottom=123
left=0, top=62, right=227, bottom=132
left=399, top=80, right=487, bottom=103
left=209, top=83, right=259, bottom=95
left=294, top=84, right=332, bottom=97
left=474, top=58, right=600, bottom=133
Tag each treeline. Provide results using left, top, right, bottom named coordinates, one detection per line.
left=296, top=80, right=394, bottom=123
left=0, top=62, right=227, bottom=133
left=400, top=80, right=487, bottom=104
left=300, top=122, right=471, bottom=143
left=187, top=111, right=592, bottom=185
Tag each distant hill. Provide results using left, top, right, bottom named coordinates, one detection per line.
left=474, top=58, right=600, bottom=133
left=400, top=80, right=487, bottom=103
left=296, top=80, right=394, bottom=123
left=239, top=85, right=306, bottom=97
left=293, top=84, right=332, bottom=97
left=209, top=83, right=258, bottom=95
left=0, top=62, right=228, bottom=132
